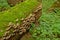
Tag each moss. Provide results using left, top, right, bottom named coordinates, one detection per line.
left=0, top=0, right=39, bottom=37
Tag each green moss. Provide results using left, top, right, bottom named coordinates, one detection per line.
left=0, top=0, right=39, bottom=37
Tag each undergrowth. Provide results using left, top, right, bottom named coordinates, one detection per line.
left=30, top=0, right=60, bottom=40
left=30, top=8, right=60, bottom=40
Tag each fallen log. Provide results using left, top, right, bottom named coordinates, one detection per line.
left=0, top=0, right=39, bottom=38
left=1, top=4, right=42, bottom=40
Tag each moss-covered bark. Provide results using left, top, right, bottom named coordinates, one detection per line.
left=0, top=0, right=39, bottom=37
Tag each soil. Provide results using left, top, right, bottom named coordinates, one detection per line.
left=20, top=32, right=32, bottom=40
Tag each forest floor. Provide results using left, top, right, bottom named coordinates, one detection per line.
left=0, top=1, right=60, bottom=40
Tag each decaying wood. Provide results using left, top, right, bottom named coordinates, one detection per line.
left=20, top=4, right=42, bottom=40
left=34, top=4, right=42, bottom=26
left=1, top=4, right=42, bottom=40
left=2, top=14, right=35, bottom=40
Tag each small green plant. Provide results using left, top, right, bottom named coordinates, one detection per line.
left=0, top=0, right=10, bottom=9
left=29, top=0, right=60, bottom=40
left=30, top=8, right=60, bottom=40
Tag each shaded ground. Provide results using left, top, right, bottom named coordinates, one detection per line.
left=20, top=32, right=33, bottom=40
